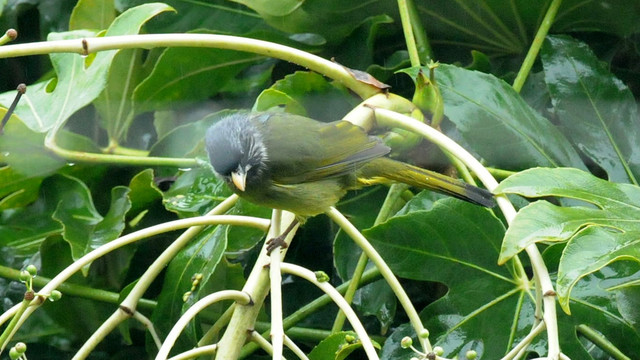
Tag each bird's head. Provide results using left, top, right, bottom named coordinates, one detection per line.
left=205, top=113, right=267, bottom=192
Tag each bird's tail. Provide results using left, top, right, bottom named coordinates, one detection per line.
left=357, top=157, right=495, bottom=208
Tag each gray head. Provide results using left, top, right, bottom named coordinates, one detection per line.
left=205, top=113, right=267, bottom=191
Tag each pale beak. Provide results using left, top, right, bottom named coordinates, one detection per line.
left=231, top=170, right=247, bottom=192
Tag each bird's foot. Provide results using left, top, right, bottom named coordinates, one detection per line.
left=266, top=236, right=288, bottom=255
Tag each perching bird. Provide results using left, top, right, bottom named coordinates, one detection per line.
left=205, top=112, right=495, bottom=222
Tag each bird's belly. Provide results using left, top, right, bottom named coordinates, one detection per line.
left=241, top=179, right=347, bottom=217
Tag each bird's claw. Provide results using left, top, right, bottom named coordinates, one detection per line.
left=266, top=236, right=288, bottom=255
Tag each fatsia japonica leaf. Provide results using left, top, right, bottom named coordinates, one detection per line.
left=0, top=3, right=174, bottom=132
left=415, top=0, right=640, bottom=56
left=541, top=35, right=640, bottom=184
left=0, top=166, right=42, bottom=210
left=119, top=0, right=267, bottom=34
left=151, top=224, right=227, bottom=352
left=132, top=31, right=266, bottom=115
left=52, top=176, right=131, bottom=276
left=495, top=167, right=640, bottom=312
left=365, top=199, right=523, bottom=359
left=308, top=331, right=370, bottom=360
left=433, top=64, right=586, bottom=171
left=253, top=71, right=357, bottom=121
left=69, top=0, right=115, bottom=31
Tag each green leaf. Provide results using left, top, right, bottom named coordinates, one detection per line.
left=308, top=331, right=367, bottom=360
left=559, top=263, right=640, bottom=357
left=330, top=14, right=395, bottom=70
left=253, top=89, right=307, bottom=115
left=38, top=237, right=115, bottom=340
left=69, top=0, right=115, bottom=30
left=53, top=176, right=131, bottom=276
left=495, top=167, right=640, bottom=209
left=541, top=35, right=640, bottom=184
left=0, top=177, right=69, bottom=260
left=119, top=0, right=267, bottom=34
left=0, top=110, right=66, bottom=176
left=128, top=169, right=163, bottom=216
left=0, top=3, right=174, bottom=132
left=617, top=286, right=640, bottom=333
left=149, top=110, right=235, bottom=159
left=433, top=64, right=586, bottom=170
left=497, top=201, right=632, bottom=264
left=496, top=167, right=640, bottom=312
left=236, top=0, right=397, bottom=44
left=151, top=224, right=227, bottom=352
left=162, top=167, right=231, bottom=217
left=0, top=166, right=43, bottom=210
left=132, top=35, right=265, bottom=114
left=558, top=227, right=640, bottom=313
left=365, top=199, right=516, bottom=358
left=253, top=71, right=357, bottom=121
left=225, top=198, right=270, bottom=252
left=416, top=0, right=640, bottom=57
left=94, top=46, right=146, bottom=141
left=354, top=280, right=396, bottom=334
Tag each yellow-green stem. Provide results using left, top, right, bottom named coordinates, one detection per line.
left=397, top=0, right=421, bottom=67
left=331, top=183, right=408, bottom=333
left=512, top=0, right=563, bottom=92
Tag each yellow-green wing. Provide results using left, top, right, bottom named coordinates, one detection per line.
left=254, top=113, right=389, bottom=184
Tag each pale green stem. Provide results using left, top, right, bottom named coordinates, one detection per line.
left=486, top=167, right=517, bottom=180
left=373, top=108, right=560, bottom=359
left=239, top=268, right=382, bottom=358
left=253, top=323, right=386, bottom=344
left=398, top=0, right=421, bottom=66
left=247, top=331, right=285, bottom=360
left=74, top=195, right=241, bottom=358
left=132, top=311, right=162, bottom=350
left=3, top=214, right=268, bottom=356
left=45, top=123, right=199, bottom=167
left=168, top=345, right=217, bottom=360
left=73, top=311, right=128, bottom=360
left=326, top=207, right=432, bottom=353
left=283, top=335, right=309, bottom=360
left=0, top=34, right=380, bottom=99
left=0, top=265, right=155, bottom=311
left=406, top=0, right=432, bottom=59
left=0, top=29, right=16, bottom=46
left=331, top=183, right=408, bottom=333
left=577, top=324, right=631, bottom=360
left=0, top=297, right=30, bottom=353
left=269, top=232, right=285, bottom=360
left=198, top=304, right=236, bottom=346
left=215, top=211, right=297, bottom=360
left=105, top=145, right=150, bottom=157
left=500, top=321, right=545, bottom=360
left=122, top=195, right=241, bottom=308
left=512, top=0, right=563, bottom=92
left=280, top=263, right=379, bottom=359
left=156, top=291, right=252, bottom=360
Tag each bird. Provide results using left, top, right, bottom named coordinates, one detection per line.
left=205, top=111, right=495, bottom=249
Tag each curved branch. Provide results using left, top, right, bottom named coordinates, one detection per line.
left=156, top=290, right=252, bottom=360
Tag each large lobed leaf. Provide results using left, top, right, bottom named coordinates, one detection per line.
left=52, top=175, right=131, bottom=276
left=496, top=167, right=640, bottom=312
left=433, top=64, right=585, bottom=171
left=416, top=0, right=640, bottom=56
left=0, top=2, right=174, bottom=132
left=541, top=35, right=640, bottom=184
left=365, top=199, right=521, bottom=359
